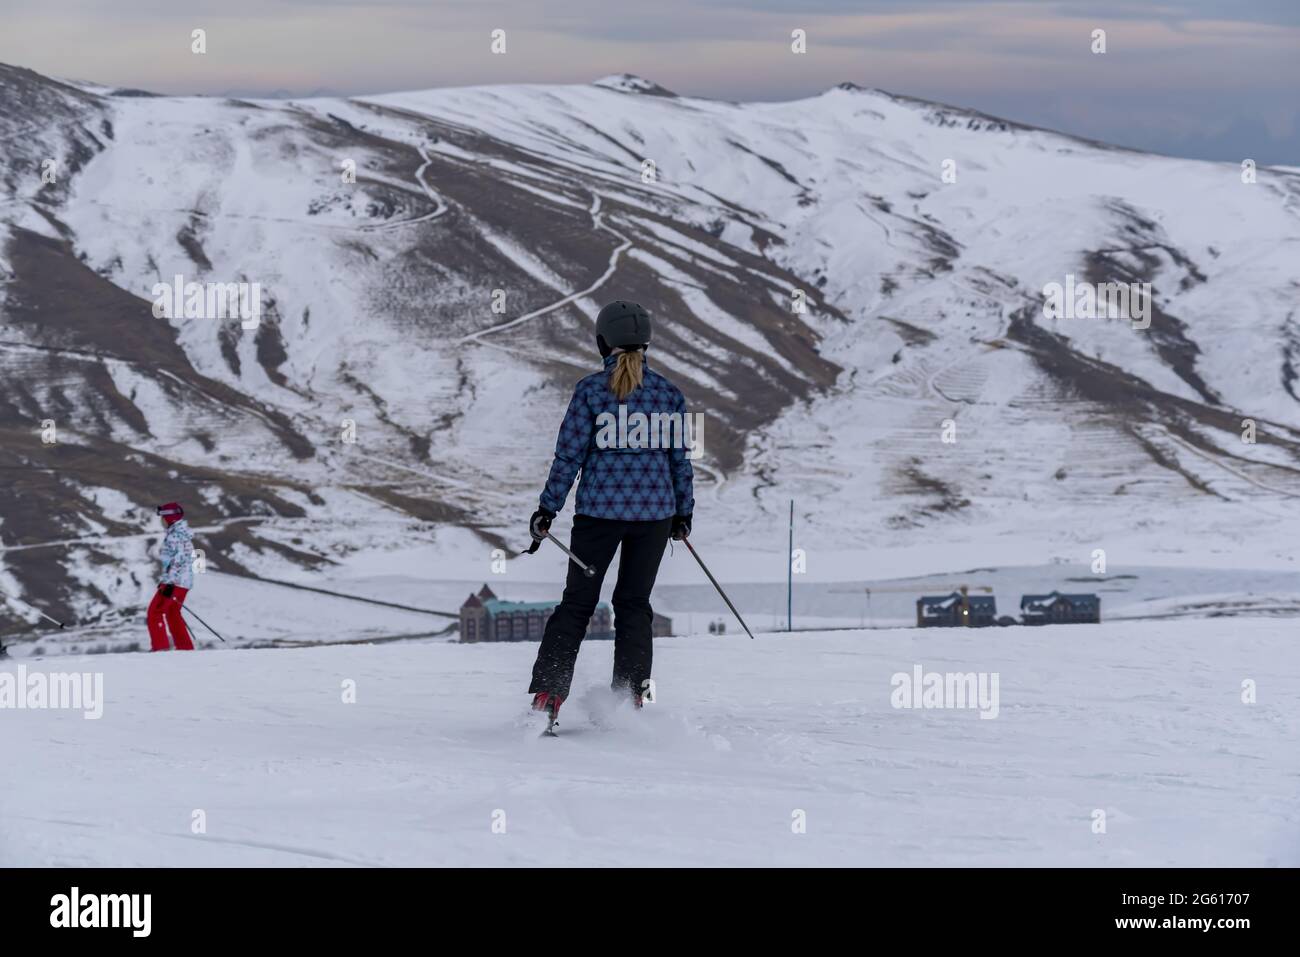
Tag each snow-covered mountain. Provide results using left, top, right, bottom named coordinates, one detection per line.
left=3, top=62, right=1300, bottom=634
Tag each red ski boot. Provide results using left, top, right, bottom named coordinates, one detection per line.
left=532, top=692, right=564, bottom=736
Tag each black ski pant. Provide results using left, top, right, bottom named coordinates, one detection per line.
left=529, top=514, right=673, bottom=700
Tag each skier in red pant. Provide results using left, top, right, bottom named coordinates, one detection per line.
left=148, top=502, right=195, bottom=651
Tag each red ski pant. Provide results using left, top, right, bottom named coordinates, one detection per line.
left=147, top=586, right=194, bottom=651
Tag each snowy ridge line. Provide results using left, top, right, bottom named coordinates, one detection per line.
left=385, top=104, right=643, bottom=185
left=401, top=107, right=726, bottom=226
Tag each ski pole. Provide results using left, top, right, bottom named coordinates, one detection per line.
left=680, top=536, right=755, bottom=640
left=545, top=531, right=597, bottom=578
left=5, top=594, right=66, bottom=628
left=31, top=607, right=66, bottom=629
left=180, top=604, right=227, bottom=642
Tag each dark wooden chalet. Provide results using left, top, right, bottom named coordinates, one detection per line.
left=1019, top=591, right=1101, bottom=625
left=916, top=592, right=997, bottom=628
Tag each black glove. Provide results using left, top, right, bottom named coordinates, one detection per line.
left=671, top=514, right=691, bottom=541
left=524, top=507, right=556, bottom=554
left=530, top=508, right=555, bottom=541
left=160, top=583, right=175, bottom=598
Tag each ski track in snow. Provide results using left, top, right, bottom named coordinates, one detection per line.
left=351, top=451, right=517, bottom=504
left=359, top=143, right=448, bottom=232
left=458, top=193, right=631, bottom=344
left=1162, top=432, right=1300, bottom=500
left=2, top=619, right=1296, bottom=867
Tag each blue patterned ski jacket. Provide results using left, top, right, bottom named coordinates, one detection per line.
left=159, top=519, right=195, bottom=589
left=539, top=354, right=695, bottom=521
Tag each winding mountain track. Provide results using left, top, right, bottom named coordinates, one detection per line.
left=458, top=192, right=631, bottom=344
left=359, top=143, right=448, bottom=232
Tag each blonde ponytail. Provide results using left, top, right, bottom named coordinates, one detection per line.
left=609, top=350, right=644, bottom=400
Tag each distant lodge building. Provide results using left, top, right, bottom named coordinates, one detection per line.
left=915, top=589, right=1101, bottom=627
left=1019, top=591, right=1101, bottom=625
left=916, top=592, right=998, bottom=628
left=459, top=585, right=672, bottom=642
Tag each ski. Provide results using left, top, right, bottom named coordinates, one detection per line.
left=533, top=692, right=562, bottom=737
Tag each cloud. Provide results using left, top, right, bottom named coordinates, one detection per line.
left=0, top=0, right=1294, bottom=163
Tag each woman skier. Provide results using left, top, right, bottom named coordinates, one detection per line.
left=527, top=300, right=694, bottom=730
left=148, top=501, right=195, bottom=652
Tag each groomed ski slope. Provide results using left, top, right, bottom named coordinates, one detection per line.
left=2, top=619, right=1297, bottom=867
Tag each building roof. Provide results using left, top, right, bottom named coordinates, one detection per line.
left=483, top=599, right=612, bottom=617
left=1020, top=591, right=1100, bottom=610
left=917, top=592, right=995, bottom=611
left=484, top=599, right=559, bottom=615
left=478, top=584, right=497, bottom=600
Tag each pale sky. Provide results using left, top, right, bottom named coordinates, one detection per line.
left=3, top=0, right=1297, bottom=163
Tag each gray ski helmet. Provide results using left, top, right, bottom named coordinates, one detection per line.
left=595, top=300, right=651, bottom=351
